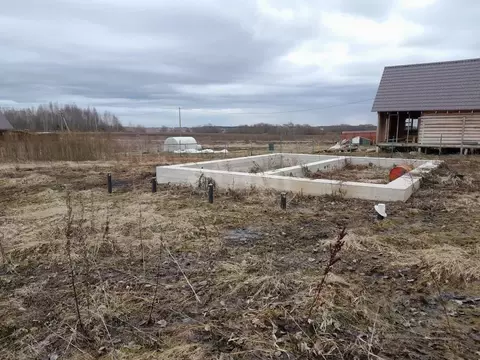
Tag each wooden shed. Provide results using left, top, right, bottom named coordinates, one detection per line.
left=372, top=58, right=480, bottom=153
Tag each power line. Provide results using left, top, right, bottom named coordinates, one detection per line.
left=182, top=98, right=374, bottom=116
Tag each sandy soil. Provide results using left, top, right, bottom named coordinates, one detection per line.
left=0, top=154, right=479, bottom=359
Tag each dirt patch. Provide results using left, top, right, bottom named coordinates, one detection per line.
left=304, top=163, right=390, bottom=184
left=0, top=154, right=479, bottom=359
left=224, top=228, right=263, bottom=246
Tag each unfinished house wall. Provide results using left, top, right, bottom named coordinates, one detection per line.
left=387, top=113, right=399, bottom=141
left=377, top=112, right=402, bottom=142
left=377, top=111, right=422, bottom=144
left=377, top=112, right=388, bottom=143
left=397, top=113, right=408, bottom=140
left=419, top=111, right=480, bottom=147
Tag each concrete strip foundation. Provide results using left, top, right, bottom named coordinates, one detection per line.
left=156, top=153, right=441, bottom=202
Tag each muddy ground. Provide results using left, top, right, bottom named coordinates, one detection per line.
left=0, top=154, right=479, bottom=359
left=305, top=164, right=390, bottom=184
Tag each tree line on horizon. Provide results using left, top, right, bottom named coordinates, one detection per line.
left=2, top=104, right=375, bottom=135
left=187, top=122, right=376, bottom=135
left=2, top=103, right=123, bottom=132
left=136, top=122, right=376, bottom=134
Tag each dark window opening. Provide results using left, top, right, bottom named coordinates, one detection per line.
left=405, top=118, right=418, bottom=131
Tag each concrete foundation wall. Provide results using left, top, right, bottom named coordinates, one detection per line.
left=349, top=156, right=428, bottom=169
left=267, top=158, right=347, bottom=177
left=181, top=154, right=280, bottom=172
left=180, top=153, right=340, bottom=172
left=156, top=166, right=408, bottom=201
left=156, top=153, right=440, bottom=202
left=277, top=154, right=341, bottom=163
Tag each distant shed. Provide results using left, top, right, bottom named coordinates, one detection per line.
left=163, top=137, right=199, bottom=152
left=0, top=112, right=13, bottom=132
left=341, top=130, right=376, bottom=143
left=351, top=136, right=371, bottom=146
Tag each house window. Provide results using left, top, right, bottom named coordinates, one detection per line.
left=405, top=118, right=418, bottom=131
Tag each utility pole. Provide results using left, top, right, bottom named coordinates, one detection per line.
left=60, top=111, right=71, bottom=133
left=178, top=107, right=182, bottom=135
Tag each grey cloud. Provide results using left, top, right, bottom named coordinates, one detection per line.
left=1, top=0, right=480, bottom=127
left=401, top=0, right=480, bottom=54
left=338, top=0, right=393, bottom=19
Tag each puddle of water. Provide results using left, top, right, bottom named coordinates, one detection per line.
left=225, top=228, right=262, bottom=245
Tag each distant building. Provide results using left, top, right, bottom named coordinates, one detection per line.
left=351, top=136, right=371, bottom=146
left=0, top=112, right=13, bottom=132
left=341, top=130, right=376, bottom=144
left=372, top=58, right=480, bottom=152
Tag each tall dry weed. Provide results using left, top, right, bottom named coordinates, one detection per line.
left=0, top=132, right=122, bottom=161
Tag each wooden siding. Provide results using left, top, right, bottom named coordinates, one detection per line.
left=419, top=113, right=480, bottom=146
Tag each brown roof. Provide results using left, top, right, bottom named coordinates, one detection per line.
left=0, top=112, right=13, bottom=130
left=372, top=58, right=480, bottom=112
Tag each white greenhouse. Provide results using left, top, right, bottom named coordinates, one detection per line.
left=163, top=137, right=200, bottom=152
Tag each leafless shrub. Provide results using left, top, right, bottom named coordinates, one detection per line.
left=147, top=245, right=163, bottom=325
left=197, top=173, right=216, bottom=190
left=75, top=197, right=91, bottom=310
left=64, top=192, right=85, bottom=333
left=89, top=192, right=96, bottom=233
left=301, top=164, right=312, bottom=177
left=0, top=132, right=123, bottom=162
left=429, top=272, right=453, bottom=333
left=343, top=157, right=353, bottom=169
left=162, top=240, right=201, bottom=304
left=308, top=227, right=347, bottom=317
left=0, top=232, right=9, bottom=268
left=225, top=187, right=247, bottom=201
left=94, top=203, right=116, bottom=258
left=422, top=163, right=475, bottom=191
left=249, top=161, right=263, bottom=173
left=139, top=204, right=146, bottom=275
left=323, top=181, right=347, bottom=201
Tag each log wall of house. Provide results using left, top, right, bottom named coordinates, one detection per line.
left=419, top=112, right=480, bottom=146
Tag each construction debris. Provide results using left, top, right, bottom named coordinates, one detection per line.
left=327, top=139, right=358, bottom=152
left=173, top=148, right=228, bottom=154
left=375, top=203, right=387, bottom=219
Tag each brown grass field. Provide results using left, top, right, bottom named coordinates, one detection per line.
left=0, top=133, right=479, bottom=359
left=0, top=132, right=339, bottom=162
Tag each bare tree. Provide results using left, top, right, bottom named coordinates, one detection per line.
left=1, top=103, right=124, bottom=132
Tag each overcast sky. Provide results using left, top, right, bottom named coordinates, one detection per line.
left=1, top=0, right=479, bottom=127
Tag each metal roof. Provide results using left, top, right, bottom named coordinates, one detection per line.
left=372, top=58, right=480, bottom=112
left=0, top=112, right=13, bottom=130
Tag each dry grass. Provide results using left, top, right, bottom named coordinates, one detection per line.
left=397, top=245, right=480, bottom=283
left=0, top=151, right=480, bottom=359
left=304, top=163, right=389, bottom=184
left=0, top=132, right=124, bottom=162
left=0, top=131, right=338, bottom=163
